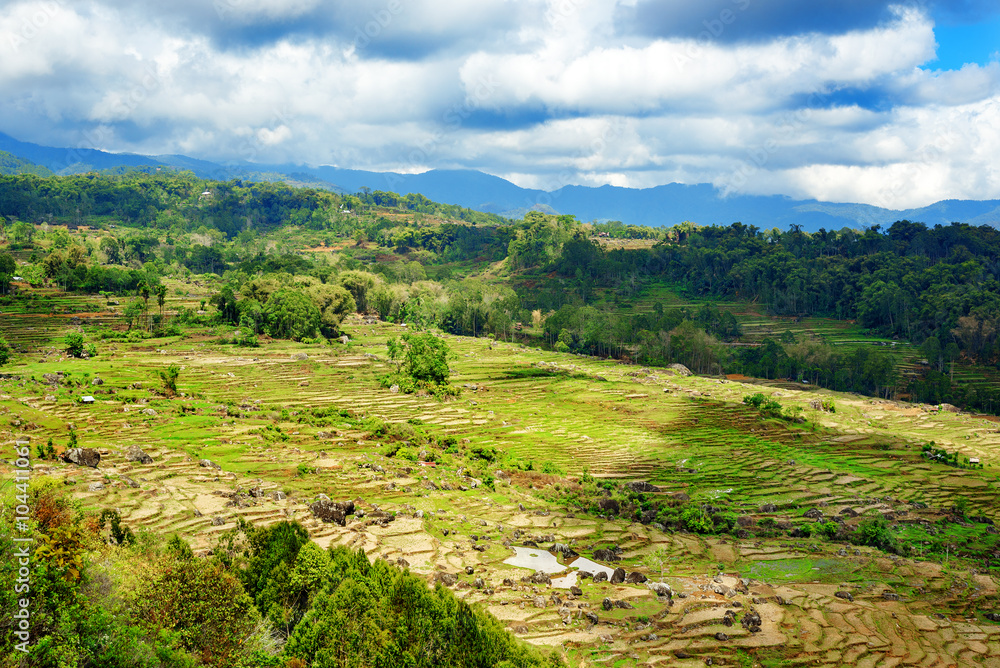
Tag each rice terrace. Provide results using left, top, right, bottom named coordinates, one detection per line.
left=0, top=170, right=999, bottom=668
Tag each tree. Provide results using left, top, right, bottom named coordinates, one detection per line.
left=307, top=283, right=356, bottom=338
left=9, top=221, right=34, bottom=247
left=158, top=364, right=180, bottom=396
left=263, top=289, right=321, bottom=341
left=384, top=332, right=455, bottom=395
left=0, top=331, right=10, bottom=366
left=65, top=332, right=85, bottom=358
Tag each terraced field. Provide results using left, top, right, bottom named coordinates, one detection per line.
left=3, top=308, right=1000, bottom=666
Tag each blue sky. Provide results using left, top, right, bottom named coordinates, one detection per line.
left=1, top=0, right=999, bottom=208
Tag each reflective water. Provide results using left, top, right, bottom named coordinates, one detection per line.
left=502, top=546, right=616, bottom=589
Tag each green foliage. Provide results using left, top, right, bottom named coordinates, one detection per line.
left=381, top=331, right=457, bottom=397
left=0, top=331, right=10, bottom=366
left=65, top=331, right=86, bottom=358
left=159, top=363, right=180, bottom=395
left=98, top=509, right=136, bottom=546
left=854, top=516, right=907, bottom=555
left=743, top=393, right=783, bottom=417
left=264, top=289, right=321, bottom=341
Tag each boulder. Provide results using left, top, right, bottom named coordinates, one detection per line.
left=602, top=598, right=614, bottom=611
left=533, top=596, right=546, bottom=608
left=760, top=503, right=777, bottom=512
left=584, top=611, right=599, bottom=625
left=199, top=459, right=221, bottom=470
left=834, top=590, right=854, bottom=602
left=434, top=572, right=458, bottom=586
left=714, top=632, right=729, bottom=641
left=741, top=609, right=762, bottom=632
left=142, top=408, right=157, bottom=416
left=528, top=572, right=552, bottom=585
left=552, top=543, right=579, bottom=559
left=473, top=578, right=484, bottom=589
left=339, top=335, right=349, bottom=344
left=614, top=600, right=634, bottom=609
left=625, top=481, right=660, bottom=493
left=647, top=582, right=672, bottom=597
left=593, top=571, right=608, bottom=583
left=984, top=612, right=1000, bottom=622
left=625, top=572, right=647, bottom=584
left=736, top=515, right=755, bottom=527
left=211, top=516, right=225, bottom=526
left=667, top=363, right=692, bottom=376
left=121, top=477, right=140, bottom=489
left=804, top=508, right=824, bottom=519
left=578, top=571, right=593, bottom=580
left=270, top=490, right=287, bottom=501
left=570, top=586, right=583, bottom=596
left=91, top=377, right=104, bottom=386
left=125, top=446, right=153, bottom=465
left=597, top=498, right=620, bottom=514
left=593, top=548, right=621, bottom=562
left=309, top=499, right=355, bottom=525
left=88, top=482, right=104, bottom=492
left=882, top=591, right=900, bottom=601
left=62, top=448, right=101, bottom=468
left=610, top=567, right=626, bottom=584
left=292, top=352, right=309, bottom=361
left=465, top=566, right=475, bottom=575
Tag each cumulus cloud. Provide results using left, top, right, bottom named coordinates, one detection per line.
left=0, top=0, right=998, bottom=207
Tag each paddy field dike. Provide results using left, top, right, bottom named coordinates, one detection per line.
left=3, top=294, right=1000, bottom=668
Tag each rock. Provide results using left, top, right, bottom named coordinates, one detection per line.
left=804, top=508, right=823, bottom=519
left=199, top=459, right=221, bottom=470
left=625, top=481, right=660, bottom=493
left=121, top=477, right=140, bottom=489
left=675, top=651, right=693, bottom=659
left=389, top=384, right=400, bottom=394
left=434, top=572, right=458, bottom=586
left=597, top=498, right=620, bottom=514
left=211, top=516, right=225, bottom=526
left=647, top=582, right=672, bottom=597
left=528, top=572, right=552, bottom=585
left=309, top=499, right=355, bottom=525
left=578, top=571, right=593, bottom=580
left=602, top=598, right=614, bottom=611
left=339, top=335, right=349, bottom=344
left=715, top=632, right=729, bottom=641
left=882, top=591, right=900, bottom=601
left=593, top=548, right=621, bottom=562
left=552, top=543, right=579, bottom=559
left=142, top=408, right=157, bottom=416
left=88, top=482, right=104, bottom=492
left=984, top=612, right=1000, bottom=622
left=570, top=586, right=583, bottom=596
left=593, top=571, right=608, bottom=583
left=668, top=363, right=692, bottom=376
left=760, top=503, right=777, bottom=512
left=625, top=572, right=647, bottom=584
left=125, top=446, right=153, bottom=464
left=610, top=567, right=626, bottom=584
left=614, top=600, right=634, bottom=609
left=62, top=448, right=101, bottom=468
left=736, top=515, right=755, bottom=527
left=939, top=403, right=960, bottom=413
left=834, top=590, right=854, bottom=602
left=292, top=352, right=309, bottom=361
left=839, top=507, right=859, bottom=517
left=473, top=578, right=484, bottom=589
left=741, top=609, right=762, bottom=632
left=533, top=596, right=547, bottom=608
left=91, top=377, right=104, bottom=386
left=672, top=493, right=691, bottom=502
left=298, top=380, right=310, bottom=387
left=465, top=566, right=475, bottom=575
left=585, top=611, right=599, bottom=625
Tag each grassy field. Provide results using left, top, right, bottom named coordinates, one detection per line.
left=3, top=284, right=1000, bottom=666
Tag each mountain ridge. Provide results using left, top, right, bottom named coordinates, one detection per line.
left=2, top=131, right=998, bottom=231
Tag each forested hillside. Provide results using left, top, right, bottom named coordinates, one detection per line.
left=2, top=171, right=1000, bottom=410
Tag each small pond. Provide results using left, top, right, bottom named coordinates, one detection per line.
left=502, top=546, right=617, bottom=589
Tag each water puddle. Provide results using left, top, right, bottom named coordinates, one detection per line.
left=503, top=546, right=616, bottom=589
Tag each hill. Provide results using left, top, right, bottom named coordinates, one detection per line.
left=3, top=131, right=1000, bottom=231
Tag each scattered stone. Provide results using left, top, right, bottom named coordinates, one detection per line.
left=125, top=446, right=153, bottom=465
left=593, top=571, right=608, bottom=583
left=585, top=611, right=599, bottom=625
left=473, top=578, right=484, bottom=589
left=610, top=567, right=626, bottom=584
left=647, top=582, right=672, bottom=597
left=602, top=598, right=614, bottom=611
left=211, top=516, right=225, bottom=526
left=593, top=548, right=621, bottom=562
left=62, top=448, right=100, bottom=468
left=91, top=377, right=104, bottom=386
left=309, top=499, right=355, bottom=525
left=714, top=632, right=728, bottom=641
left=625, top=572, right=647, bottom=584
left=465, top=566, right=475, bottom=575
left=625, top=481, right=660, bottom=493
left=760, top=503, right=777, bottom=512
left=834, top=591, right=854, bottom=602
left=570, top=586, right=583, bottom=596
left=804, top=508, right=823, bottom=519
left=292, top=352, right=309, bottom=361
left=142, top=408, right=157, bottom=416
left=88, top=482, right=104, bottom=492
left=533, top=596, right=546, bottom=608
left=434, top=572, right=458, bottom=586
left=199, top=459, right=221, bottom=470
left=121, top=477, right=140, bottom=489
left=882, top=591, right=900, bottom=601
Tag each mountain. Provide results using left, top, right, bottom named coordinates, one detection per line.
left=2, top=131, right=999, bottom=231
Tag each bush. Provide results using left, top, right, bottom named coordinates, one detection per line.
left=65, top=332, right=86, bottom=358
left=0, top=332, right=10, bottom=365
left=743, top=393, right=783, bottom=417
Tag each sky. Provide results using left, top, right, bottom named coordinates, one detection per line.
left=1, top=0, right=999, bottom=209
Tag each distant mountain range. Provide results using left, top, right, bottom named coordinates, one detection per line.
left=3, top=131, right=999, bottom=231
